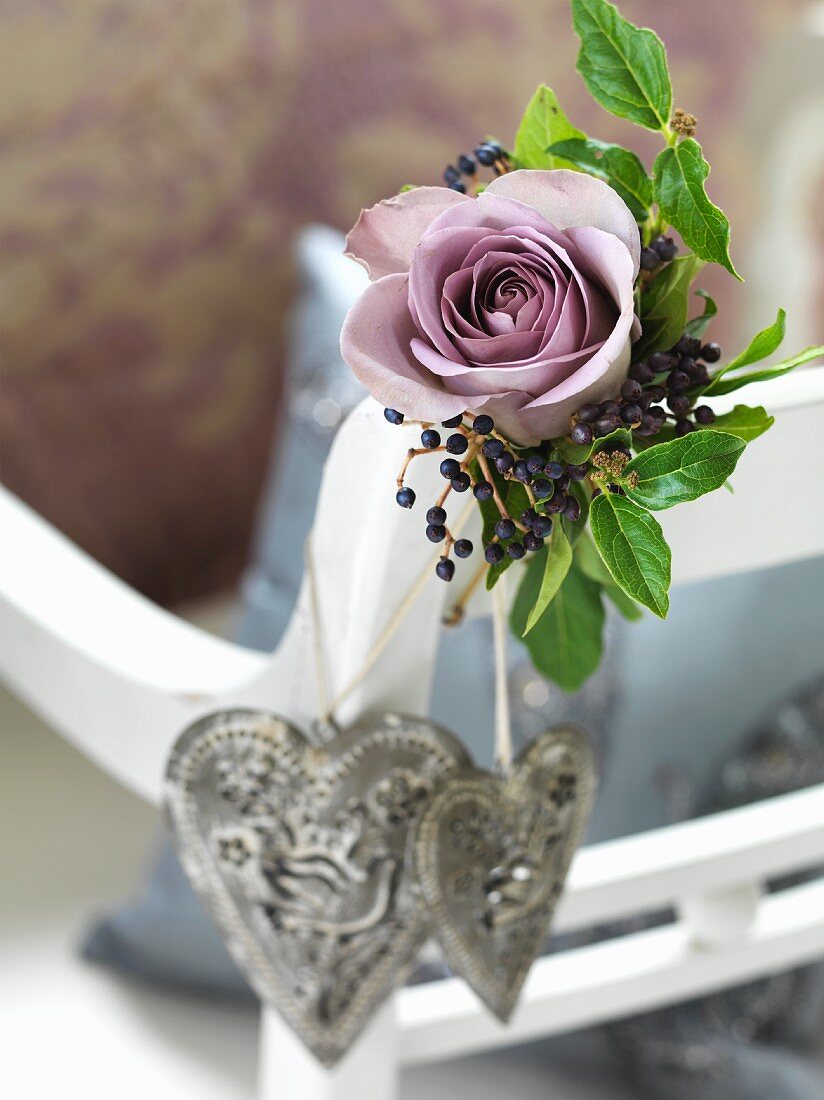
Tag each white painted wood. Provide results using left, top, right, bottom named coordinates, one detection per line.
left=553, top=782, right=824, bottom=933
left=398, top=877, right=824, bottom=1066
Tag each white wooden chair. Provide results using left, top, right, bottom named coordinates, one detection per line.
left=2, top=363, right=823, bottom=1100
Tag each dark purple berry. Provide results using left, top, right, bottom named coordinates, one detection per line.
left=481, top=437, right=504, bottom=458
left=667, top=394, right=692, bottom=417
left=454, top=538, right=473, bottom=558
left=555, top=474, right=570, bottom=491
left=384, top=408, right=404, bottom=425
left=675, top=418, right=696, bottom=437
left=495, top=452, right=515, bottom=474
left=692, top=363, right=710, bottom=387
left=567, top=463, right=589, bottom=481
left=544, top=461, right=565, bottom=479
left=636, top=415, right=658, bottom=436
left=679, top=355, right=698, bottom=375
left=426, top=506, right=446, bottom=525
left=443, top=165, right=460, bottom=184
left=426, top=524, right=446, bottom=543
left=436, top=557, right=455, bottom=582
left=473, top=480, right=494, bottom=502
left=629, top=362, right=655, bottom=384
left=396, top=487, right=415, bottom=509
left=526, top=453, right=545, bottom=475
left=513, top=460, right=531, bottom=483
left=595, top=415, right=621, bottom=437
left=647, top=384, right=666, bottom=402
left=441, top=414, right=464, bottom=428
left=532, top=478, right=553, bottom=500
left=484, top=543, right=504, bottom=564
left=521, top=507, right=539, bottom=527
left=694, top=405, right=716, bottom=424
left=652, top=236, right=678, bottom=261
left=507, top=541, right=526, bottom=560
left=475, top=143, right=498, bottom=166
left=648, top=405, right=667, bottom=422
left=446, top=432, right=468, bottom=455
left=448, top=180, right=466, bottom=193
left=675, top=334, right=702, bottom=357
left=700, top=342, right=722, bottom=363
left=640, top=247, right=661, bottom=271
left=620, top=403, right=643, bottom=424
left=421, top=428, right=441, bottom=449
left=577, top=402, right=602, bottom=423
left=649, top=352, right=676, bottom=373
left=621, top=379, right=644, bottom=402
left=563, top=496, right=581, bottom=521
left=533, top=514, right=553, bottom=537
left=495, top=517, right=516, bottom=540
left=524, top=532, right=544, bottom=552
left=546, top=494, right=566, bottom=514
left=601, top=400, right=621, bottom=416
left=668, top=370, right=690, bottom=393
left=472, top=413, right=495, bottom=434
left=570, top=422, right=593, bottom=446
left=457, top=154, right=476, bottom=176
left=451, top=472, right=471, bottom=492
left=440, top=458, right=460, bottom=480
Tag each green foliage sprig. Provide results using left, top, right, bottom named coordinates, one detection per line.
left=497, top=0, right=824, bottom=690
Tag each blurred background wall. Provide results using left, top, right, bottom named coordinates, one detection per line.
left=1, top=0, right=820, bottom=607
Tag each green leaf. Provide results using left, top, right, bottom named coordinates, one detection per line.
left=575, top=533, right=643, bottom=620
left=558, top=426, right=632, bottom=465
left=511, top=558, right=605, bottom=692
left=705, top=343, right=823, bottom=396
left=653, top=139, right=740, bottom=278
left=684, top=289, right=717, bottom=338
left=571, top=0, right=672, bottom=132
left=524, top=523, right=573, bottom=635
left=634, top=253, right=703, bottom=361
left=623, top=429, right=746, bottom=510
left=547, top=137, right=652, bottom=220
left=513, top=85, right=585, bottom=171
left=703, top=309, right=785, bottom=395
left=589, top=493, right=671, bottom=617
left=704, top=405, right=774, bottom=442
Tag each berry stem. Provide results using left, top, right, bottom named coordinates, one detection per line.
left=476, top=452, right=528, bottom=532
left=442, top=555, right=489, bottom=626
left=397, top=445, right=445, bottom=489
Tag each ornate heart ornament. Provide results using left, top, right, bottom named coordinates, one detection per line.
left=415, top=727, right=595, bottom=1022
left=165, top=709, right=469, bottom=1066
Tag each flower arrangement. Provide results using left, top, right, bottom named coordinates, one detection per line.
left=340, top=0, right=822, bottom=692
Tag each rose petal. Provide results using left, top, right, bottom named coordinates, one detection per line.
left=344, top=187, right=470, bottom=281
left=340, top=273, right=466, bottom=420
left=484, top=170, right=641, bottom=277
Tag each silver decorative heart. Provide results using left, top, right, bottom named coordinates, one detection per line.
left=165, top=709, right=469, bottom=1066
left=415, top=727, right=595, bottom=1022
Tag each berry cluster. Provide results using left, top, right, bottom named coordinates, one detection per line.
left=569, top=334, right=720, bottom=445
left=640, top=233, right=679, bottom=273
left=387, top=409, right=586, bottom=582
left=443, top=141, right=510, bottom=193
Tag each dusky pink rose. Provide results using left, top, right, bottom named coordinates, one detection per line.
left=340, top=170, right=641, bottom=445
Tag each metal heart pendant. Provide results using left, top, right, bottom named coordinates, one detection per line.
left=415, top=728, right=595, bottom=1022
left=165, top=709, right=468, bottom=1066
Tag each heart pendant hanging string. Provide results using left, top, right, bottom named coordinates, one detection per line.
left=492, top=572, right=513, bottom=773
left=303, top=494, right=476, bottom=733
